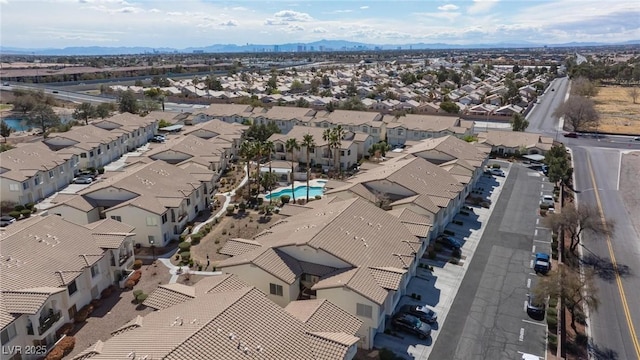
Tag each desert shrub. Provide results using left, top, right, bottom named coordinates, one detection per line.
left=8, top=210, right=20, bottom=219
left=74, top=305, right=93, bottom=323
left=546, top=315, right=558, bottom=331
left=548, top=296, right=558, bottom=308
left=180, top=251, right=191, bottom=261
left=58, top=335, right=76, bottom=355
left=548, top=334, right=558, bottom=350
left=226, top=205, right=235, bottom=215
left=25, top=202, right=35, bottom=210
left=491, top=164, right=501, bottom=169
left=230, top=223, right=235, bottom=229
left=574, top=310, right=587, bottom=325
left=14, top=204, right=25, bottom=212
left=20, top=209, right=32, bottom=218
left=124, top=279, right=136, bottom=289
left=97, top=167, right=105, bottom=174
left=136, top=293, right=148, bottom=303
left=133, top=289, right=143, bottom=299
left=130, top=270, right=142, bottom=282
left=178, top=241, right=191, bottom=251
left=44, top=347, right=64, bottom=360
left=239, top=202, right=247, bottom=212
left=280, top=195, right=290, bottom=204
left=547, top=307, right=557, bottom=317
left=132, top=259, right=142, bottom=269
left=191, top=233, right=203, bottom=244
left=315, top=195, right=322, bottom=199
left=214, top=239, right=220, bottom=244
left=222, top=229, right=227, bottom=235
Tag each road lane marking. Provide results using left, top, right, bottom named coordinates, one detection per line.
left=530, top=260, right=534, bottom=269
left=527, top=278, right=531, bottom=288
left=617, top=151, right=622, bottom=191
left=522, top=319, right=547, bottom=327
left=536, top=219, right=540, bottom=225
left=586, top=154, right=640, bottom=358
left=519, top=328, right=525, bottom=341
left=529, top=273, right=538, bottom=276
left=534, top=240, right=550, bottom=244
left=535, top=229, right=538, bottom=236
left=532, top=245, right=536, bottom=253
left=524, top=301, right=528, bottom=312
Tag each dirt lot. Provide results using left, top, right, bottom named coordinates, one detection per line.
left=619, top=152, right=640, bottom=236
left=189, top=210, right=285, bottom=270
left=593, top=86, right=640, bottom=134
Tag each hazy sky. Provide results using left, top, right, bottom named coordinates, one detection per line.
left=1, top=0, right=639, bottom=48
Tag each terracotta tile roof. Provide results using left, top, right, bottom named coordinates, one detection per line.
left=384, top=113, right=460, bottom=131
left=0, top=215, right=106, bottom=291
left=478, top=130, right=554, bottom=150
left=368, top=267, right=406, bottom=290
left=143, top=284, right=196, bottom=310
left=284, top=298, right=362, bottom=335
left=387, top=208, right=433, bottom=237
left=405, top=135, right=489, bottom=168
left=315, top=267, right=389, bottom=304
left=195, top=274, right=250, bottom=294
left=219, top=238, right=263, bottom=256
left=84, top=218, right=135, bottom=234
left=0, top=293, right=19, bottom=330
left=77, top=287, right=356, bottom=360
left=314, top=109, right=383, bottom=126
left=307, top=332, right=360, bottom=360
left=0, top=142, right=69, bottom=181
left=2, top=288, right=65, bottom=315
left=50, top=194, right=98, bottom=212
left=260, top=106, right=316, bottom=121
left=198, top=104, right=254, bottom=118
left=110, top=315, right=144, bottom=336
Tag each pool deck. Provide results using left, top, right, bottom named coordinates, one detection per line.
left=262, top=179, right=328, bottom=200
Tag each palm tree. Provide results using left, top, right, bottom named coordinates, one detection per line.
left=331, top=125, right=345, bottom=175
left=322, top=128, right=332, bottom=170
left=301, top=134, right=316, bottom=201
left=262, top=140, right=275, bottom=194
left=285, top=138, right=300, bottom=203
left=239, top=140, right=255, bottom=197
left=252, top=141, right=266, bottom=201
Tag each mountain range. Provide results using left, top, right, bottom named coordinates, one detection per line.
left=2, top=39, right=639, bottom=56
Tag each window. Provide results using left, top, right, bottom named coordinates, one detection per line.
left=269, top=283, right=283, bottom=296
left=97, top=148, right=102, bottom=155
left=68, top=280, right=78, bottom=296
left=146, top=217, right=158, bottom=226
left=0, top=323, right=17, bottom=344
left=9, top=183, right=19, bottom=192
left=186, top=198, right=191, bottom=206
left=89, top=151, right=94, bottom=157
left=80, top=153, right=87, bottom=158
left=110, top=215, right=122, bottom=222
left=356, top=303, right=373, bottom=318
left=90, top=264, right=100, bottom=278
left=22, top=182, right=29, bottom=190
left=148, top=235, right=155, bottom=244
left=397, top=129, right=404, bottom=136
left=372, top=128, right=378, bottom=134
left=195, top=189, right=200, bottom=198
left=161, top=213, right=168, bottom=224
left=34, top=176, right=42, bottom=185
left=49, top=170, right=54, bottom=178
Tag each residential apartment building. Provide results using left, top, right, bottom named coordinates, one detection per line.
left=253, top=107, right=316, bottom=133
left=0, top=143, right=78, bottom=205
left=0, top=215, right=135, bottom=359
left=72, top=274, right=361, bottom=360
left=312, top=110, right=385, bottom=143
left=217, top=197, right=425, bottom=349
left=383, top=114, right=472, bottom=146
left=47, top=160, right=207, bottom=247
left=190, top=104, right=254, bottom=125
left=477, top=130, right=553, bottom=155
left=92, top=111, right=161, bottom=151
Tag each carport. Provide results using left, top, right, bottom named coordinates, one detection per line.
left=522, top=154, right=545, bottom=163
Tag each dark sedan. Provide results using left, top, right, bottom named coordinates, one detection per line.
left=391, top=313, right=432, bottom=339
left=398, top=304, right=438, bottom=323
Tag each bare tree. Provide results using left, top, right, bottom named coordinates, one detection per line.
left=544, top=204, right=615, bottom=254
left=553, top=96, right=599, bottom=132
left=533, top=264, right=599, bottom=333
left=628, top=87, right=639, bottom=104
left=570, top=77, right=599, bottom=97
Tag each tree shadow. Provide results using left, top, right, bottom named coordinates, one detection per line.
left=581, top=254, right=632, bottom=282
left=591, top=343, right=619, bottom=360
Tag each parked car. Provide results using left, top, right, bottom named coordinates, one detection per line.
left=533, top=253, right=551, bottom=274
left=391, top=313, right=432, bottom=339
left=0, top=215, right=16, bottom=227
left=436, top=235, right=462, bottom=250
left=398, top=304, right=438, bottom=324
left=490, top=168, right=505, bottom=177
left=563, top=132, right=578, bottom=138
left=150, top=135, right=166, bottom=143
left=634, top=137, right=640, bottom=141
left=541, top=165, right=549, bottom=176
left=526, top=294, right=546, bottom=317
left=541, top=195, right=554, bottom=207
left=73, top=176, right=93, bottom=184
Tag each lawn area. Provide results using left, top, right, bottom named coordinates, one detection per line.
left=593, top=86, right=640, bottom=134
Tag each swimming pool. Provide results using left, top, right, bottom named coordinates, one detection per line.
left=266, top=185, right=325, bottom=200
left=2, top=118, right=29, bottom=131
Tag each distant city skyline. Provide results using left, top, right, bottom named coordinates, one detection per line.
left=1, top=0, right=639, bottom=49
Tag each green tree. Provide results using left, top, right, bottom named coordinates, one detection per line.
left=346, top=80, right=358, bottom=97
left=510, top=113, right=529, bottom=132
left=239, top=140, right=256, bottom=199
left=72, top=102, right=96, bottom=125
left=117, top=89, right=139, bottom=114
left=296, top=97, right=309, bottom=108
left=330, top=125, right=345, bottom=174
left=267, top=74, right=278, bottom=94
left=205, top=75, right=223, bottom=91
left=544, top=144, right=573, bottom=185
left=12, top=94, right=37, bottom=114
left=285, top=138, right=300, bottom=202
left=440, top=101, right=460, bottom=114
left=27, top=104, right=60, bottom=137
left=96, top=102, right=115, bottom=119
left=1, top=120, right=13, bottom=142
left=368, top=141, right=390, bottom=160
left=400, top=72, right=417, bottom=85
left=262, top=140, right=275, bottom=199
left=301, top=134, right=316, bottom=201
left=291, top=79, right=304, bottom=93
left=322, top=128, right=333, bottom=169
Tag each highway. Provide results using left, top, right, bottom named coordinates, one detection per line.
left=526, top=78, right=640, bottom=359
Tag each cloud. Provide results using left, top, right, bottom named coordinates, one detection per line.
left=414, top=11, right=461, bottom=21
left=467, top=0, right=500, bottom=14
left=220, top=20, right=238, bottom=27
left=273, top=9, right=313, bottom=21
left=438, top=4, right=459, bottom=11
left=115, top=6, right=140, bottom=14
left=312, top=27, right=328, bottom=33
left=149, top=8, right=160, bottom=13
left=264, top=18, right=288, bottom=26
left=360, top=6, right=369, bottom=9
left=332, top=9, right=353, bottom=13
left=286, top=24, right=305, bottom=32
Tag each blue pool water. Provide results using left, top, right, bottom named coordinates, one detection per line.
left=2, top=118, right=29, bottom=131
left=266, top=185, right=325, bottom=200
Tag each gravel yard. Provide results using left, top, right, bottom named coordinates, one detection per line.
left=65, top=262, right=172, bottom=359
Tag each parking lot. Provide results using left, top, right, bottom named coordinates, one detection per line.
left=374, top=163, right=509, bottom=359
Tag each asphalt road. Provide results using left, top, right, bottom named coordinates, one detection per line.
left=430, top=164, right=551, bottom=360
left=526, top=76, right=569, bottom=136
left=571, top=146, right=640, bottom=360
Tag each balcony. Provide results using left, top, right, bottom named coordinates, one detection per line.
left=38, top=310, right=61, bottom=335
left=119, top=253, right=132, bottom=266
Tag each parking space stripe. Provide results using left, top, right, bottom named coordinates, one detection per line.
left=533, top=240, right=550, bottom=244
left=522, top=319, right=547, bottom=327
